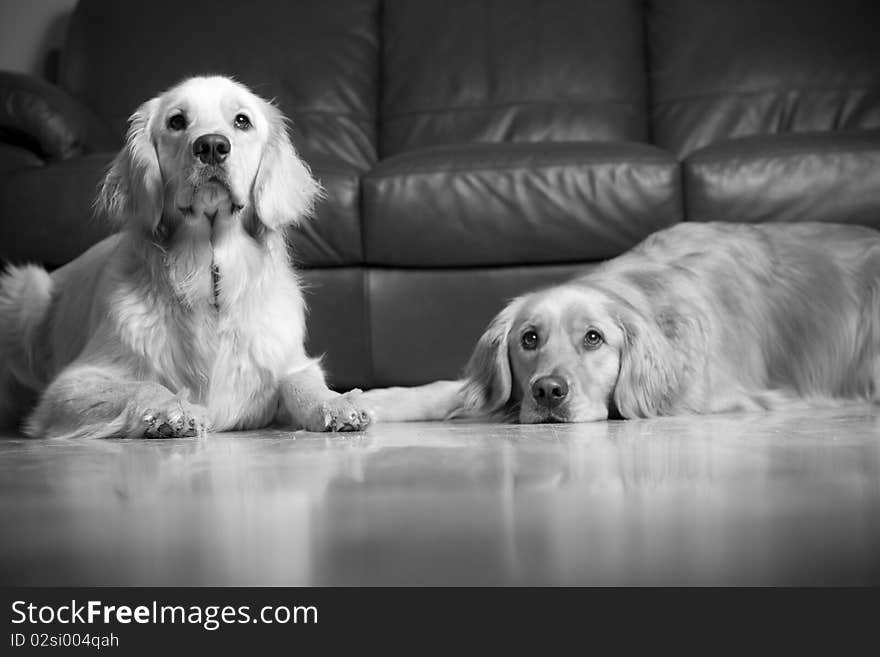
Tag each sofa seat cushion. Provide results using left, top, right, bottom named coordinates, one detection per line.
left=0, top=155, right=364, bottom=269
left=684, top=130, right=880, bottom=226
left=362, top=142, right=681, bottom=267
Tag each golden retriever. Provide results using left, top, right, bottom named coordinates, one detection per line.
left=362, top=222, right=880, bottom=423
left=0, top=76, right=371, bottom=438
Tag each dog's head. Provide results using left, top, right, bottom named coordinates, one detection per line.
left=461, top=282, right=699, bottom=423
left=97, top=76, right=321, bottom=237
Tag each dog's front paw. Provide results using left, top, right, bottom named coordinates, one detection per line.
left=141, top=397, right=209, bottom=439
left=306, top=390, right=372, bottom=432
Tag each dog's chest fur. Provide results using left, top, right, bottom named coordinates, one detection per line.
left=113, top=228, right=307, bottom=430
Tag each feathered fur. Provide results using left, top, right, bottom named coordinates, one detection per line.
left=364, top=222, right=880, bottom=424
left=0, top=76, right=369, bottom=438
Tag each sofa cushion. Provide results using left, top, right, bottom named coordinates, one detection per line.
left=381, top=0, right=648, bottom=155
left=60, top=0, right=379, bottom=170
left=649, top=0, right=880, bottom=158
left=363, top=142, right=681, bottom=267
left=684, top=130, right=880, bottom=227
left=0, top=156, right=363, bottom=269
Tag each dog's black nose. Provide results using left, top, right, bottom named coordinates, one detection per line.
left=193, top=134, right=230, bottom=165
left=531, top=375, right=569, bottom=408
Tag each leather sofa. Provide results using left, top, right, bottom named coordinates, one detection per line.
left=1, top=0, right=879, bottom=390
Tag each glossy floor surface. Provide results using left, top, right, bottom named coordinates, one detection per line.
left=1, top=407, right=879, bottom=586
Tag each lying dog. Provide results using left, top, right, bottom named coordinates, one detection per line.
left=363, top=222, right=880, bottom=423
left=0, top=76, right=371, bottom=438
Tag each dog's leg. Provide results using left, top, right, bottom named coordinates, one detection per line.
left=360, top=380, right=465, bottom=422
left=26, top=363, right=209, bottom=439
left=277, top=361, right=371, bottom=432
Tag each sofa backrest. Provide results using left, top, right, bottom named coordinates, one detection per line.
left=58, top=0, right=380, bottom=170
left=379, top=0, right=648, bottom=157
left=649, top=0, right=880, bottom=158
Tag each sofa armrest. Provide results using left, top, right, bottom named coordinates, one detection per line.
left=0, top=71, right=118, bottom=162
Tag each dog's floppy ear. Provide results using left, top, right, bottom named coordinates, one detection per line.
left=612, top=305, right=703, bottom=418
left=252, top=101, right=322, bottom=229
left=96, top=98, right=163, bottom=232
left=460, top=297, right=525, bottom=416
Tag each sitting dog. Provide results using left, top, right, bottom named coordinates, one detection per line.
left=0, top=76, right=371, bottom=438
left=362, top=222, right=880, bottom=423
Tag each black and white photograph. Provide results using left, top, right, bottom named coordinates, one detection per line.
left=1, top=0, right=879, bottom=647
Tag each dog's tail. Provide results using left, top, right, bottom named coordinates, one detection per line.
left=0, top=264, right=53, bottom=387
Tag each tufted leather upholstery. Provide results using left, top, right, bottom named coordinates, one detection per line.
left=1, top=0, right=879, bottom=388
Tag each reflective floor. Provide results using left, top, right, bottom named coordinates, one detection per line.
left=1, top=407, right=879, bottom=586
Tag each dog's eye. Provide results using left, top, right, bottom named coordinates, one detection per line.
left=584, top=329, right=604, bottom=349
left=521, top=330, right=539, bottom=351
left=167, top=114, right=187, bottom=131
left=234, top=114, right=252, bottom=130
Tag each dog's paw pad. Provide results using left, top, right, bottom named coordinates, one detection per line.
left=157, top=422, right=176, bottom=438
